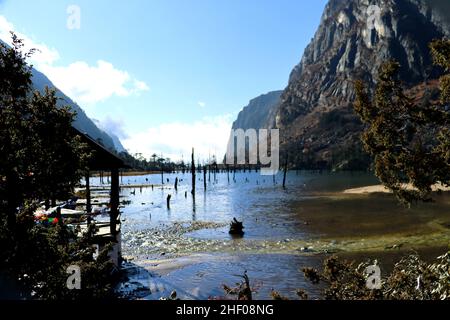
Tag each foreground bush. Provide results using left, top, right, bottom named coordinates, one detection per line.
left=0, top=203, right=118, bottom=300
left=301, top=251, right=450, bottom=300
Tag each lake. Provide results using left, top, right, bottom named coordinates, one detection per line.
left=88, top=171, right=450, bottom=300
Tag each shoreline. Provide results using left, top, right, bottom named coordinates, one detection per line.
left=343, top=184, right=450, bottom=194
left=91, top=170, right=163, bottom=177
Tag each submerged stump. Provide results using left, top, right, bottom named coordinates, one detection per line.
left=229, top=217, right=245, bottom=236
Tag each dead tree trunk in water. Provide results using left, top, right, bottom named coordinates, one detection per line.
left=191, top=148, right=196, bottom=197
left=282, top=155, right=288, bottom=189
left=203, top=166, right=207, bottom=191
left=167, top=194, right=171, bottom=209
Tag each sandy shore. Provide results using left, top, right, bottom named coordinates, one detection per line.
left=343, top=184, right=450, bottom=194
left=343, top=185, right=391, bottom=194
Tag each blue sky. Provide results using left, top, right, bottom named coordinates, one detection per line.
left=0, top=0, right=327, bottom=160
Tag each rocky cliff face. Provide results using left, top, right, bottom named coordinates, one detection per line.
left=275, top=0, right=450, bottom=169
left=231, top=91, right=282, bottom=131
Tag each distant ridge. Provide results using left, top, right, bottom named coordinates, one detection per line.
left=231, top=90, right=282, bottom=131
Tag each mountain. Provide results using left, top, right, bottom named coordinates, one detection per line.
left=31, top=68, right=119, bottom=152
left=231, top=91, right=283, bottom=131
left=274, top=0, right=450, bottom=169
left=92, top=118, right=128, bottom=153
left=109, top=134, right=127, bottom=153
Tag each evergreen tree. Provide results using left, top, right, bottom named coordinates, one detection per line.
left=354, top=39, right=450, bottom=204
left=0, top=34, right=115, bottom=299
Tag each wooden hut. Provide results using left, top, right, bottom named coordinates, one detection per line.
left=74, top=127, right=129, bottom=266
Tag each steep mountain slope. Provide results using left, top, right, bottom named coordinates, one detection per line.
left=275, top=0, right=450, bottom=169
left=231, top=91, right=282, bottom=131
left=92, top=118, right=127, bottom=153
left=31, top=68, right=118, bottom=152
left=109, top=133, right=127, bottom=153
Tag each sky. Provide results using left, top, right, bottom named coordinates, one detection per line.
left=0, top=0, right=328, bottom=161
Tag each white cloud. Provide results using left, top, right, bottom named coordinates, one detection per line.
left=39, top=60, right=149, bottom=105
left=122, top=114, right=233, bottom=162
left=198, top=101, right=206, bottom=108
left=133, top=80, right=150, bottom=92
left=0, top=15, right=59, bottom=65
left=93, top=116, right=129, bottom=140
left=0, top=15, right=149, bottom=105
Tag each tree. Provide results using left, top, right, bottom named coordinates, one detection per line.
left=0, top=34, right=115, bottom=299
left=0, top=34, right=89, bottom=223
left=0, top=33, right=35, bottom=229
left=157, top=156, right=165, bottom=169
left=151, top=153, right=158, bottom=166
left=354, top=39, right=450, bottom=204
left=30, top=88, right=91, bottom=206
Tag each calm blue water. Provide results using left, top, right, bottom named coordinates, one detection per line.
left=87, top=171, right=450, bottom=300
left=89, top=171, right=382, bottom=239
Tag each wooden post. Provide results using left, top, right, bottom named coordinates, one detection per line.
left=203, top=166, right=207, bottom=191
left=161, top=163, right=164, bottom=185
left=110, top=167, right=120, bottom=236
left=167, top=194, right=171, bottom=209
left=227, top=165, right=230, bottom=183
left=174, top=177, right=178, bottom=191
left=86, top=171, right=92, bottom=213
left=283, top=155, right=288, bottom=189
left=191, top=148, right=196, bottom=197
